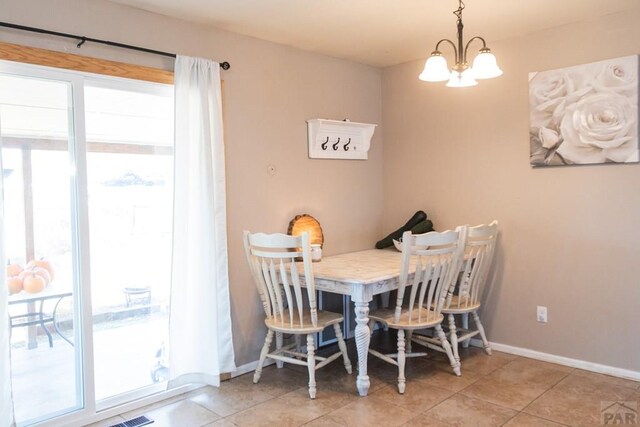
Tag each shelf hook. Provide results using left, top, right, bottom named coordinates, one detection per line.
left=321, top=136, right=329, bottom=150
left=332, top=137, right=341, bottom=151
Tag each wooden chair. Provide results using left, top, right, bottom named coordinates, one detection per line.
left=243, top=231, right=352, bottom=399
left=440, top=221, right=498, bottom=363
left=368, top=227, right=466, bottom=393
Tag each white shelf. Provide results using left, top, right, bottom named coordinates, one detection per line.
left=306, top=119, right=377, bottom=160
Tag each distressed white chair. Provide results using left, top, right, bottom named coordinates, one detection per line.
left=440, top=221, right=498, bottom=363
left=243, top=231, right=352, bottom=399
left=368, top=227, right=466, bottom=393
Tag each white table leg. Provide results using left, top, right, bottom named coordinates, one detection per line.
left=275, top=332, right=284, bottom=368
left=354, top=300, right=371, bottom=396
left=462, top=312, right=470, bottom=348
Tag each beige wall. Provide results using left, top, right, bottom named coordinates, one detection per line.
left=1, top=0, right=383, bottom=367
left=382, top=9, right=640, bottom=371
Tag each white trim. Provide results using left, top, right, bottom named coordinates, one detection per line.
left=32, top=384, right=201, bottom=427
left=469, top=339, right=640, bottom=381
left=96, top=382, right=168, bottom=412
left=70, top=68, right=96, bottom=421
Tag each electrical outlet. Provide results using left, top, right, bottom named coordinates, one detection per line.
left=537, top=306, right=548, bottom=323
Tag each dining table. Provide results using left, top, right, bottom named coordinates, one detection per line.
left=305, top=248, right=416, bottom=397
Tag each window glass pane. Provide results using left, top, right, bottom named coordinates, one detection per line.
left=84, top=82, right=174, bottom=401
left=0, top=75, right=70, bottom=139
left=3, top=149, right=26, bottom=262
left=84, top=84, right=173, bottom=146
left=32, top=151, right=74, bottom=288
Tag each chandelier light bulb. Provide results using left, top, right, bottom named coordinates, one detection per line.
left=472, top=48, right=503, bottom=79
left=419, top=52, right=451, bottom=82
left=446, top=69, right=477, bottom=88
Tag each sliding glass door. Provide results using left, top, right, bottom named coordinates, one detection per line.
left=1, top=70, right=86, bottom=425
left=1, top=61, right=174, bottom=426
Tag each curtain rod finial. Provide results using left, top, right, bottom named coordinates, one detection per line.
left=220, top=61, right=230, bottom=70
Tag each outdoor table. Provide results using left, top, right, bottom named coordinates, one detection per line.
left=8, top=286, right=73, bottom=348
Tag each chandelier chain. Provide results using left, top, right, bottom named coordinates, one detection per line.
left=453, top=0, right=465, bottom=22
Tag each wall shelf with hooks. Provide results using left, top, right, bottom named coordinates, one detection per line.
left=306, top=119, right=377, bottom=160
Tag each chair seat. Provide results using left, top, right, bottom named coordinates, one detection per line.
left=265, top=310, right=344, bottom=333
left=441, top=295, right=481, bottom=313
left=370, top=307, right=443, bottom=330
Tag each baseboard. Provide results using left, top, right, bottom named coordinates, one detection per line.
left=229, top=358, right=276, bottom=379
left=469, top=339, right=640, bottom=382
left=232, top=339, right=640, bottom=383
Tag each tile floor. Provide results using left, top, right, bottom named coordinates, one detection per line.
left=89, top=340, right=639, bottom=427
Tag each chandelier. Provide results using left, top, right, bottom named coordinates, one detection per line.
left=419, top=0, right=502, bottom=87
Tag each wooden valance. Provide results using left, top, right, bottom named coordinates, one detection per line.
left=0, top=41, right=173, bottom=84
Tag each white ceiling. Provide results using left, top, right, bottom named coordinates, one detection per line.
left=108, top=0, right=640, bottom=67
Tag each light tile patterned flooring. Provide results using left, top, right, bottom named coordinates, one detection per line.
left=89, top=340, right=640, bottom=427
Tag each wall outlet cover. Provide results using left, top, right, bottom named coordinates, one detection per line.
left=537, top=306, right=548, bottom=323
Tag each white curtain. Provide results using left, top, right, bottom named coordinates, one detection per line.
left=168, top=56, right=236, bottom=388
left=0, top=128, right=16, bottom=426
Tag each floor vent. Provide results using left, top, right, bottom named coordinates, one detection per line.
left=109, top=415, right=154, bottom=427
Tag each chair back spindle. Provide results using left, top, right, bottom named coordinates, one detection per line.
left=448, top=221, right=498, bottom=310
left=243, top=231, right=317, bottom=329
left=394, top=227, right=466, bottom=325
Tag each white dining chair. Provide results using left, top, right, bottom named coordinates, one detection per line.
left=243, top=230, right=352, bottom=399
left=439, top=220, right=498, bottom=363
left=368, top=227, right=467, bottom=393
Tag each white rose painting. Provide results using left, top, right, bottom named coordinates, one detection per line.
left=529, top=55, right=639, bottom=167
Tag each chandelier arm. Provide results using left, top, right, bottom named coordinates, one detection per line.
left=434, top=38, right=459, bottom=62
left=462, top=36, right=488, bottom=63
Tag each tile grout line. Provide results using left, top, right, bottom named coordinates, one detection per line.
left=187, top=397, right=227, bottom=421
left=186, top=375, right=288, bottom=424
left=518, top=369, right=574, bottom=425
left=498, top=410, right=518, bottom=427
left=458, top=356, right=575, bottom=409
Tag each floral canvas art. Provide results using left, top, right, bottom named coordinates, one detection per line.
left=529, top=55, right=639, bottom=167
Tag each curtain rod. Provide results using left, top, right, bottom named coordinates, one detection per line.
left=0, top=21, right=231, bottom=70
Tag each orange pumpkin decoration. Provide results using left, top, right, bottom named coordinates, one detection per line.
left=7, top=276, right=23, bottom=295
left=27, top=258, right=55, bottom=282
left=6, top=262, right=23, bottom=277
left=23, top=273, right=46, bottom=294
left=32, top=267, right=51, bottom=286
